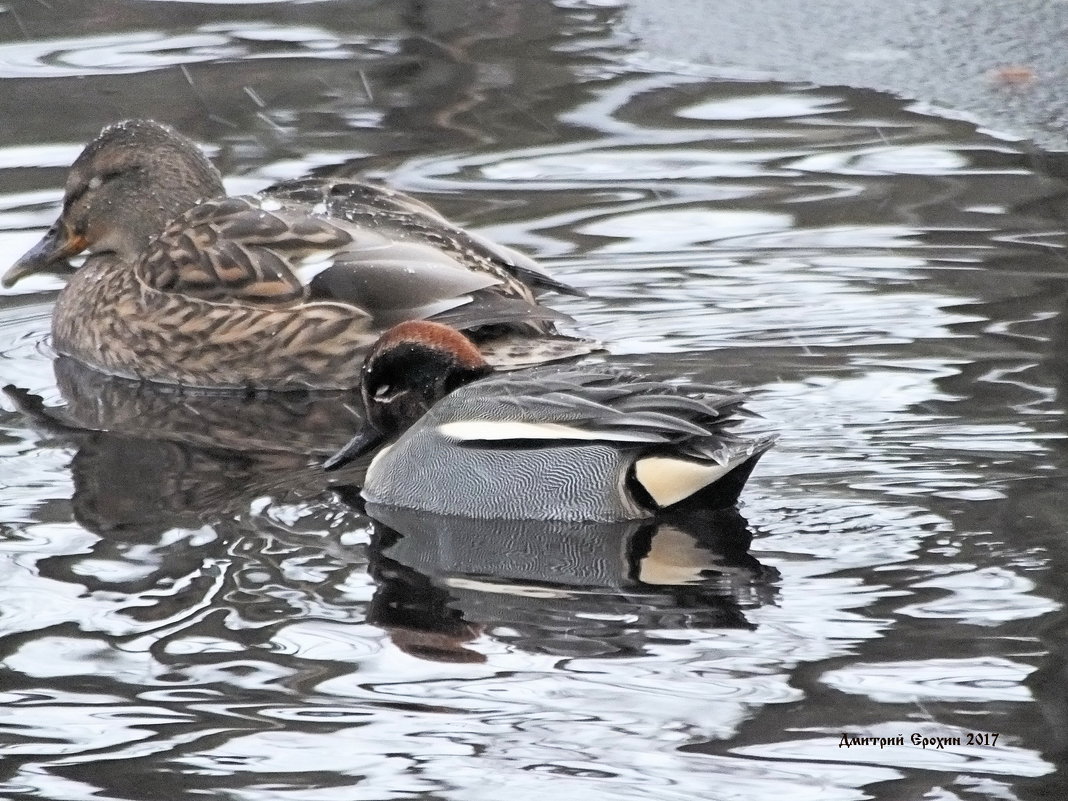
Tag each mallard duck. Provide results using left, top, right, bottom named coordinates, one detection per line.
left=2, top=119, right=594, bottom=390
left=324, top=321, right=775, bottom=521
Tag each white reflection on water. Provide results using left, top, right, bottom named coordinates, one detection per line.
left=0, top=25, right=387, bottom=78
left=678, top=92, right=848, bottom=121
left=821, top=656, right=1036, bottom=703
left=901, top=566, right=1060, bottom=625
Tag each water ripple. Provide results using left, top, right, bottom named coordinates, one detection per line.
left=821, top=657, right=1037, bottom=703
left=0, top=5, right=1064, bottom=799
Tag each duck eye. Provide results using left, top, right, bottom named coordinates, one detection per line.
left=65, top=170, right=124, bottom=212
left=93, top=169, right=125, bottom=188
left=373, top=383, right=395, bottom=401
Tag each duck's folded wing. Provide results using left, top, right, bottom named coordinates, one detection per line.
left=308, top=249, right=567, bottom=329
left=264, top=177, right=448, bottom=221
left=138, top=194, right=504, bottom=307
left=267, top=177, right=585, bottom=297
left=425, top=291, right=574, bottom=331
left=138, top=193, right=576, bottom=335
left=682, top=433, right=779, bottom=466
left=139, top=196, right=354, bottom=302
left=434, top=370, right=758, bottom=447
left=461, top=230, right=586, bottom=297
left=306, top=242, right=501, bottom=307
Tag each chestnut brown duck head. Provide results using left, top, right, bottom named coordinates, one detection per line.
left=3, top=120, right=595, bottom=390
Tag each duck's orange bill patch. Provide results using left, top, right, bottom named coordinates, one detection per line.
left=60, top=230, right=89, bottom=257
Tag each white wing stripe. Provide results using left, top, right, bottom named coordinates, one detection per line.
left=437, top=420, right=653, bottom=443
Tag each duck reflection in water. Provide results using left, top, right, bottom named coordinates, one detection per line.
left=361, top=502, right=779, bottom=662
left=4, top=360, right=371, bottom=626
left=20, top=355, right=367, bottom=457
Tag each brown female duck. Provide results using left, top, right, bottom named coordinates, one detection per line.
left=2, top=119, right=593, bottom=390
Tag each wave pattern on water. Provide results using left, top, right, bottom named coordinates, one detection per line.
left=0, top=2, right=1065, bottom=799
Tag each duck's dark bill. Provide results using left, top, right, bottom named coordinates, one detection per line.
left=3, top=221, right=83, bottom=288
left=323, top=427, right=385, bottom=471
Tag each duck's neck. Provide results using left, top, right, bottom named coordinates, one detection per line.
left=105, top=177, right=225, bottom=262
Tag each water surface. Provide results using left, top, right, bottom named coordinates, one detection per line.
left=1, top=1, right=1067, bottom=799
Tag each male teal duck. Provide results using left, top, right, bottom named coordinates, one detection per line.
left=325, top=321, right=775, bottom=521
left=2, top=120, right=594, bottom=390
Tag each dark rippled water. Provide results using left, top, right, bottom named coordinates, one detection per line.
left=2, top=1, right=1068, bottom=798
